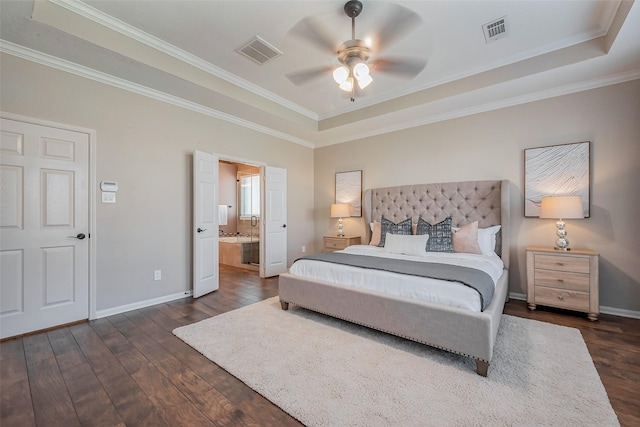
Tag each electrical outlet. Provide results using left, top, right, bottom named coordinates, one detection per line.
left=301, top=246, right=306, bottom=253
left=154, top=270, right=161, bottom=281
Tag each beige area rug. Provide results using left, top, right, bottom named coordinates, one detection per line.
left=173, top=297, right=618, bottom=426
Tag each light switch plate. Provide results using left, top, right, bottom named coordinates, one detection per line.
left=102, top=192, right=116, bottom=203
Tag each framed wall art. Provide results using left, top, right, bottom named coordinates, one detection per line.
left=335, top=170, right=362, bottom=217
left=524, top=141, right=590, bottom=217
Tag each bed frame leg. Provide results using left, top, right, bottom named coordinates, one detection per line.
left=476, top=360, right=489, bottom=377
left=280, top=301, right=289, bottom=310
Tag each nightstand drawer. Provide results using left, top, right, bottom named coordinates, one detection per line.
left=323, top=236, right=361, bottom=252
left=533, top=269, right=590, bottom=292
left=534, top=286, right=590, bottom=312
left=535, top=254, right=590, bottom=273
left=325, top=239, right=349, bottom=250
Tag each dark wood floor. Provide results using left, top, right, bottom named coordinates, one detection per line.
left=2, top=265, right=639, bottom=426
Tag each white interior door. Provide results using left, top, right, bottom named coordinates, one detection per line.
left=262, top=166, right=287, bottom=277
left=193, top=150, right=218, bottom=298
left=0, top=118, right=89, bottom=339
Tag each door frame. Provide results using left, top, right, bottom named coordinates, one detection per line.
left=213, top=152, right=267, bottom=277
left=1, top=111, right=98, bottom=320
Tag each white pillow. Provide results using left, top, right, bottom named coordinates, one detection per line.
left=478, top=225, right=501, bottom=256
left=383, top=233, right=429, bottom=257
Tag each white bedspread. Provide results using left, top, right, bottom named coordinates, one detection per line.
left=289, top=245, right=505, bottom=312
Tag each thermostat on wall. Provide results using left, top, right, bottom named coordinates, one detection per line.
left=100, top=181, right=118, bottom=192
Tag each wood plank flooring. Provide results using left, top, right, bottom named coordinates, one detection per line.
left=1, top=264, right=638, bottom=426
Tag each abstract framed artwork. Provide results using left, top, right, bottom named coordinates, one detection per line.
left=335, top=170, right=362, bottom=217
left=524, top=141, right=590, bottom=217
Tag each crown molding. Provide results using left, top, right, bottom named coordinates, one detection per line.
left=3, top=39, right=637, bottom=150
left=49, top=0, right=318, bottom=121
left=314, top=68, right=640, bottom=148
left=0, top=41, right=315, bottom=148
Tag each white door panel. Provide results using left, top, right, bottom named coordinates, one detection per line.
left=0, top=118, right=89, bottom=339
left=0, top=250, right=23, bottom=315
left=263, top=166, right=287, bottom=277
left=0, top=165, right=23, bottom=228
left=193, top=150, right=218, bottom=297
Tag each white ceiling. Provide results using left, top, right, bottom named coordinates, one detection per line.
left=1, top=0, right=639, bottom=148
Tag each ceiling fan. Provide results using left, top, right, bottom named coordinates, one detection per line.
left=286, top=0, right=427, bottom=102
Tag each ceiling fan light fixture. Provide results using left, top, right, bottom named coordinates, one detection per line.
left=339, top=77, right=354, bottom=92
left=356, top=73, right=372, bottom=89
left=333, top=66, right=349, bottom=84
left=353, top=62, right=369, bottom=78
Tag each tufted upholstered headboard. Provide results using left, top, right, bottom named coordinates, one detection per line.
left=363, top=180, right=510, bottom=268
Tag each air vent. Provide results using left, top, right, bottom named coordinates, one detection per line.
left=482, top=16, right=508, bottom=43
left=236, top=36, right=283, bottom=65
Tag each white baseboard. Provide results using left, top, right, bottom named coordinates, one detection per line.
left=599, top=305, right=640, bottom=319
left=94, top=290, right=193, bottom=319
left=508, top=292, right=640, bottom=319
left=508, top=292, right=526, bottom=301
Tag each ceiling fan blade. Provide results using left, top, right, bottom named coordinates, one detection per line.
left=289, top=16, right=340, bottom=55
left=286, top=65, right=334, bottom=86
left=369, top=57, right=428, bottom=79
left=375, top=4, right=422, bottom=53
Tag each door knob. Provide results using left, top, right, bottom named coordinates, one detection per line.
left=197, top=228, right=207, bottom=233
left=282, top=224, right=287, bottom=228
left=68, top=233, right=86, bottom=240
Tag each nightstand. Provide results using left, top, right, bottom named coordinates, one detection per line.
left=323, top=235, right=361, bottom=252
left=526, top=246, right=599, bottom=321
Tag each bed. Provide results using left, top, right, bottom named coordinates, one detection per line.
left=279, top=180, right=510, bottom=376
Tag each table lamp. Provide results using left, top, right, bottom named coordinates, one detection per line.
left=330, top=203, right=351, bottom=237
left=539, top=196, right=584, bottom=251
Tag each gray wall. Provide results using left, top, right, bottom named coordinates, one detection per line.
left=1, top=53, right=315, bottom=312
left=314, top=80, right=640, bottom=314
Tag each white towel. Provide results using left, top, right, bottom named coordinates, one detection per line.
left=218, top=205, right=228, bottom=225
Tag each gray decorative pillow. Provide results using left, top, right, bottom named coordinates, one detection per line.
left=416, top=217, right=454, bottom=252
left=378, top=216, right=413, bottom=247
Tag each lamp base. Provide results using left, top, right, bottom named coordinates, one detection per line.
left=553, top=220, right=570, bottom=251
left=337, top=218, right=344, bottom=237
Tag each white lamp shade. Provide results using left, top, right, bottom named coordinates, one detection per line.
left=331, top=203, right=351, bottom=218
left=539, top=196, right=584, bottom=219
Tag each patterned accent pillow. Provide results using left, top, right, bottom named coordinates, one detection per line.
left=378, top=216, right=413, bottom=247
left=416, top=217, right=454, bottom=252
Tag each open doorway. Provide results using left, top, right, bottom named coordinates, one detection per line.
left=193, top=150, right=287, bottom=298
left=218, top=161, right=261, bottom=271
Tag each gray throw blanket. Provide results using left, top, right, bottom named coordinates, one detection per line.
left=295, top=252, right=495, bottom=311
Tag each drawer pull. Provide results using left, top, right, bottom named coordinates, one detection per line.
left=557, top=279, right=564, bottom=283
left=558, top=294, right=565, bottom=301
left=556, top=262, right=565, bottom=266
